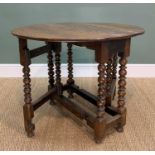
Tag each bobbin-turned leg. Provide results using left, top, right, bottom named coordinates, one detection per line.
left=106, top=58, right=113, bottom=106
left=112, top=54, right=118, bottom=99
left=53, top=43, right=63, bottom=96
left=67, top=43, right=74, bottom=98
left=19, top=38, right=35, bottom=137
left=47, top=43, right=55, bottom=105
left=94, top=63, right=106, bottom=143
left=116, top=56, right=127, bottom=132
left=23, top=64, right=35, bottom=137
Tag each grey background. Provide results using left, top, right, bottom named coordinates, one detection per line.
left=0, top=4, right=154, bottom=64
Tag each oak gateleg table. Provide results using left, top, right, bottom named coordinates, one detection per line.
left=11, top=23, right=144, bottom=143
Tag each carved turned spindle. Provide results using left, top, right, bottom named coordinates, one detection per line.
left=67, top=43, right=74, bottom=84
left=67, top=43, right=74, bottom=98
left=47, top=44, right=55, bottom=105
left=112, top=54, right=118, bottom=99
left=23, top=63, right=35, bottom=137
left=116, top=56, right=127, bottom=132
left=18, top=38, right=35, bottom=137
left=112, top=54, right=118, bottom=79
left=97, top=63, right=106, bottom=118
left=117, top=57, right=127, bottom=112
left=94, top=63, right=106, bottom=143
left=47, top=46, right=55, bottom=89
left=54, top=43, right=62, bottom=96
left=106, top=58, right=113, bottom=97
left=55, top=49, right=61, bottom=86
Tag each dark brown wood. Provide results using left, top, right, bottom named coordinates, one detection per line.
left=115, top=38, right=130, bottom=132
left=29, top=45, right=50, bottom=58
left=12, top=23, right=144, bottom=42
left=67, top=43, right=74, bottom=84
left=32, top=88, right=56, bottom=111
left=95, top=42, right=109, bottom=62
left=112, top=53, right=118, bottom=79
left=19, top=39, right=35, bottom=137
left=118, top=38, right=131, bottom=57
left=54, top=95, right=96, bottom=124
left=47, top=43, right=55, bottom=105
left=106, top=58, right=113, bottom=106
left=47, top=44, right=55, bottom=88
left=53, top=95, right=122, bottom=131
left=23, top=64, right=35, bottom=137
left=94, top=62, right=107, bottom=143
left=112, top=53, right=118, bottom=100
left=97, top=63, right=107, bottom=118
left=53, top=43, right=63, bottom=96
left=117, top=57, right=128, bottom=110
left=106, top=58, right=113, bottom=94
left=12, top=23, right=144, bottom=144
left=106, top=52, right=118, bottom=105
left=69, top=84, right=98, bottom=105
left=110, top=79, right=117, bottom=101
left=116, top=56, right=128, bottom=132
left=67, top=43, right=74, bottom=98
left=18, top=38, right=31, bottom=65
left=62, top=83, right=70, bottom=91
left=68, top=83, right=117, bottom=109
left=106, top=79, right=117, bottom=106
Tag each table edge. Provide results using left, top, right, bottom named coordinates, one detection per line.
left=11, top=31, right=145, bottom=42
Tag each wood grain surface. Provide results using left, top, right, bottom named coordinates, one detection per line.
left=11, top=23, right=144, bottom=42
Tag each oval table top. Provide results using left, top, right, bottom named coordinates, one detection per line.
left=11, top=23, right=144, bottom=42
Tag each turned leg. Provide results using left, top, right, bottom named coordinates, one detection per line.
left=112, top=54, right=118, bottom=99
left=67, top=43, right=74, bottom=98
left=106, top=58, right=113, bottom=106
left=47, top=44, right=55, bottom=105
left=94, top=63, right=106, bottom=143
left=54, top=43, right=62, bottom=96
left=116, top=56, right=127, bottom=132
left=23, top=64, right=35, bottom=137
left=18, top=38, right=35, bottom=137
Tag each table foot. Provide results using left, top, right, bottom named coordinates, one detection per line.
left=23, top=104, right=35, bottom=138
left=27, top=132, right=34, bottom=137
left=95, top=137, right=103, bottom=144
left=115, top=124, right=124, bottom=133
left=26, top=123, right=35, bottom=137
left=48, top=85, right=56, bottom=105
left=94, top=119, right=106, bottom=144
left=67, top=90, right=74, bottom=99
left=49, top=100, right=56, bottom=105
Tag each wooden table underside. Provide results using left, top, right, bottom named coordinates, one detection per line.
left=12, top=23, right=144, bottom=143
